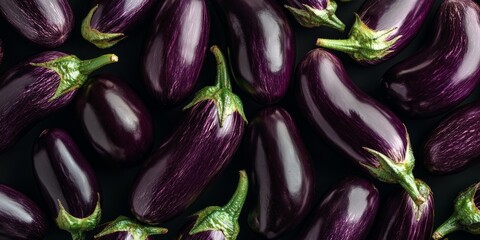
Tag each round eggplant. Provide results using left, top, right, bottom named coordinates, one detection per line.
left=94, top=216, right=167, bottom=240
left=284, top=0, right=345, bottom=30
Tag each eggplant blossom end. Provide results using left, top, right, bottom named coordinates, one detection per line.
left=284, top=0, right=345, bottom=31
left=94, top=216, right=168, bottom=240
left=55, top=195, right=102, bottom=240
left=81, top=5, right=127, bottom=49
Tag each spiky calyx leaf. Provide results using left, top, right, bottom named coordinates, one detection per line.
left=81, top=5, right=127, bottom=49
left=94, top=216, right=167, bottom=240
left=55, top=195, right=102, bottom=240
left=285, top=0, right=345, bottom=30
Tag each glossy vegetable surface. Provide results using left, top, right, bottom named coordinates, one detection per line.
left=284, top=0, right=345, bottom=30
left=94, top=216, right=167, bottom=240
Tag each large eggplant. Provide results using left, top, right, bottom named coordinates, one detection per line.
left=142, top=0, right=209, bottom=106
left=383, top=0, right=480, bottom=117
left=94, top=216, right=167, bottom=240
left=316, top=0, right=433, bottom=65
left=0, top=52, right=117, bottom=152
left=284, top=0, right=345, bottom=30
left=130, top=46, right=247, bottom=224
left=0, top=185, right=48, bottom=240
left=298, top=176, right=379, bottom=240
left=296, top=49, right=424, bottom=204
left=213, top=0, right=295, bottom=104
left=33, top=129, right=101, bottom=240
left=246, top=107, right=314, bottom=239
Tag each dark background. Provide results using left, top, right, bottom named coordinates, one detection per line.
left=0, top=0, right=479, bottom=239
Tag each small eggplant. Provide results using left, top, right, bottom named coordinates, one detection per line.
left=33, top=129, right=101, bottom=240
left=0, top=184, right=48, bottom=240
left=316, top=0, right=434, bottom=65
left=284, top=0, right=345, bottom=30
left=130, top=46, right=247, bottom=224
left=296, top=49, right=424, bottom=204
left=246, top=107, right=314, bottom=239
left=383, top=0, right=480, bottom=117
left=298, top=176, right=379, bottom=240
left=177, top=170, right=248, bottom=240
left=214, top=0, right=295, bottom=104
left=0, top=0, right=73, bottom=48
left=94, top=216, right=167, bottom=240
left=81, top=0, right=157, bottom=48
left=0, top=52, right=118, bottom=152
left=76, top=75, right=154, bottom=167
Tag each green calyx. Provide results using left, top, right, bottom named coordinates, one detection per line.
left=285, top=0, right=345, bottom=31
left=55, top=195, right=102, bottom=240
left=94, top=216, right=168, bottom=240
left=411, top=179, right=432, bottom=221
left=81, top=5, right=127, bottom=49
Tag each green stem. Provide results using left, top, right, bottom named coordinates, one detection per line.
left=79, top=54, right=119, bottom=75
left=210, top=45, right=231, bottom=90
left=432, top=215, right=461, bottom=240
left=316, top=38, right=360, bottom=53
left=397, top=172, right=425, bottom=206
left=223, top=170, right=249, bottom=220
left=71, top=231, right=85, bottom=240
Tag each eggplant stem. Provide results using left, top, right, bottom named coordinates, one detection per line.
left=71, top=231, right=86, bottom=240
left=316, top=38, right=360, bottom=52
left=223, top=170, right=249, bottom=220
left=397, top=173, right=425, bottom=206
left=79, top=54, right=119, bottom=75
left=210, top=45, right=232, bottom=90
left=432, top=215, right=460, bottom=239
left=284, top=0, right=345, bottom=31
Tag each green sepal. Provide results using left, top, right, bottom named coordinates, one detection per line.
left=81, top=5, right=127, bottom=49
left=285, top=0, right=345, bottom=31
left=94, top=216, right=167, bottom=240
left=411, top=179, right=432, bottom=221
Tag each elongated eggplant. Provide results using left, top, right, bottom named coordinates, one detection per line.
left=0, top=52, right=118, bottom=152
left=76, top=75, right=153, bottom=167
left=142, top=0, right=209, bottom=106
left=94, top=216, right=167, bottom=240
left=246, top=107, right=314, bottom=239
left=316, top=0, right=433, bottom=65
left=33, top=129, right=101, bottom=240
left=284, top=0, right=345, bottom=30
left=383, top=0, right=480, bottom=118
left=214, top=0, right=295, bottom=104
left=298, top=176, right=379, bottom=240
left=0, top=0, right=73, bottom=48
left=296, top=49, right=424, bottom=204
left=0, top=185, right=48, bottom=240
left=130, top=46, right=247, bottom=224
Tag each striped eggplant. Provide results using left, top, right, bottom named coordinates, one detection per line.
left=94, top=216, right=167, bottom=240
left=284, top=0, right=345, bottom=30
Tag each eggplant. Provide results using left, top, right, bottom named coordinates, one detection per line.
left=130, top=46, right=247, bottom=224
left=0, top=0, right=73, bottom=48
left=81, top=0, right=157, bottom=48
left=284, top=0, right=345, bottom=30
left=0, top=52, right=118, bottom=152
left=213, top=0, right=295, bottom=104
left=94, top=216, right=167, bottom=240
left=316, top=0, right=433, bottom=65
left=76, top=75, right=154, bottom=167
left=296, top=49, right=425, bottom=204
left=246, top=107, right=314, bottom=239
left=142, top=0, right=210, bottom=106
left=33, top=129, right=101, bottom=240
left=0, top=185, right=48, bottom=240
left=298, top=176, right=379, bottom=240
left=383, top=0, right=480, bottom=118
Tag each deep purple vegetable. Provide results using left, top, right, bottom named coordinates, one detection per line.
left=298, top=176, right=379, bottom=240
left=383, top=0, right=480, bottom=118
left=0, top=185, right=48, bottom=240
left=76, top=75, right=153, bottom=167
left=33, top=129, right=101, bottom=240
left=94, top=216, right=167, bottom=240
left=0, top=0, right=73, bottom=48
left=246, top=107, right=314, bottom=239
left=142, top=0, right=209, bottom=106
left=284, top=0, right=345, bottom=30
left=316, top=0, right=434, bottom=65
left=130, top=46, right=247, bottom=224
left=296, top=49, right=424, bottom=205
left=213, top=0, right=295, bottom=104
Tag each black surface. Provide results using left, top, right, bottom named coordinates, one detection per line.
left=0, top=0, right=479, bottom=239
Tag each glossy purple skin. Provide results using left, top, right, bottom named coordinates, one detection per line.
left=246, top=107, right=314, bottom=239
left=298, top=177, right=379, bottom=240
left=95, top=232, right=154, bottom=240
left=214, top=0, right=295, bottom=104
left=0, top=0, right=73, bottom=48
left=142, top=0, right=209, bottom=106
left=0, top=185, right=48, bottom=240
left=130, top=100, right=245, bottom=224
left=76, top=75, right=154, bottom=167
left=286, top=0, right=327, bottom=9
left=383, top=0, right=480, bottom=117
left=33, top=129, right=100, bottom=218
left=178, top=218, right=226, bottom=240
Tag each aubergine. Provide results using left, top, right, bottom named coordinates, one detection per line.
left=296, top=49, right=424, bottom=205
left=298, top=176, right=379, bottom=239
left=316, top=0, right=433, bottom=65
left=246, top=107, right=314, bottom=239
left=130, top=46, right=247, bottom=224
left=94, top=216, right=167, bottom=240
left=383, top=0, right=480, bottom=117
left=213, top=0, right=295, bottom=104
left=0, top=184, right=48, bottom=240
left=284, top=0, right=345, bottom=30
left=142, top=0, right=209, bottom=106
left=33, top=129, right=101, bottom=240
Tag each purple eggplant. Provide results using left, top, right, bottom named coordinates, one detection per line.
left=0, top=185, right=48, bottom=240
left=81, top=0, right=157, bottom=48
left=0, top=0, right=73, bottom=48
left=284, top=0, right=345, bottom=30
left=94, top=216, right=167, bottom=240
left=246, top=107, right=314, bottom=239
left=33, top=129, right=101, bottom=240
left=316, top=0, right=433, bottom=65
left=142, top=0, right=209, bottom=106
left=296, top=49, right=425, bottom=204
left=298, top=176, right=379, bottom=240
left=76, top=75, right=153, bottom=167
left=214, top=0, right=295, bottom=104
left=130, top=46, right=247, bottom=224
left=383, top=0, right=480, bottom=118
left=0, top=52, right=117, bottom=152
